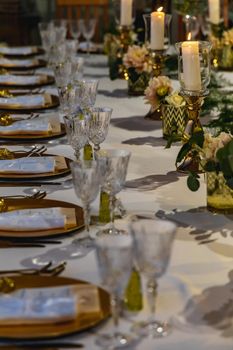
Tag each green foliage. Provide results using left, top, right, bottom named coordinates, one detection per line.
left=173, top=0, right=207, bottom=16
left=187, top=172, right=200, bottom=191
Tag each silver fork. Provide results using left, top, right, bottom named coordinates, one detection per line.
left=1, top=190, right=47, bottom=200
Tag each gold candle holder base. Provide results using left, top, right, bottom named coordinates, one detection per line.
left=150, top=49, right=166, bottom=78
left=177, top=90, right=209, bottom=173
left=117, top=25, right=132, bottom=79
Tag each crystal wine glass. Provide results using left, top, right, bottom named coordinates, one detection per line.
left=96, top=149, right=131, bottom=235
left=130, top=219, right=176, bottom=337
left=74, top=79, right=99, bottom=112
left=95, top=234, right=135, bottom=348
left=63, top=114, right=88, bottom=159
left=71, top=160, right=103, bottom=247
left=79, top=18, right=97, bottom=54
left=69, top=19, right=81, bottom=50
left=87, top=107, right=112, bottom=152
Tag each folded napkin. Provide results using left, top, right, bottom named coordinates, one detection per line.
left=0, top=46, right=37, bottom=56
left=0, top=94, right=50, bottom=108
left=0, top=284, right=100, bottom=325
left=0, top=156, right=55, bottom=174
left=0, top=119, right=52, bottom=135
left=0, top=207, right=65, bottom=231
left=0, top=58, right=39, bottom=68
left=0, top=74, right=48, bottom=86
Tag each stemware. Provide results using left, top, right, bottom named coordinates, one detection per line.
left=95, top=234, right=136, bottom=348
left=53, top=60, right=73, bottom=88
left=74, top=79, right=99, bottom=112
left=96, top=149, right=131, bottom=235
left=79, top=18, right=97, bottom=54
left=63, top=114, right=88, bottom=159
left=87, top=107, right=112, bottom=152
left=71, top=160, right=103, bottom=246
left=69, top=19, right=81, bottom=45
left=130, top=219, right=176, bottom=337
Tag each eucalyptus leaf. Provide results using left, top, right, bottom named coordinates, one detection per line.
left=187, top=173, right=200, bottom=192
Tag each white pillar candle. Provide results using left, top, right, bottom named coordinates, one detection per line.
left=150, top=10, right=165, bottom=50
left=120, top=0, right=133, bottom=26
left=208, top=0, right=220, bottom=24
left=181, top=41, right=201, bottom=91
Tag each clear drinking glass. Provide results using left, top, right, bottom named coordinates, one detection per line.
left=63, top=114, right=88, bottom=159
left=74, top=79, right=99, bottom=112
left=87, top=107, right=112, bottom=152
left=69, top=19, right=81, bottom=42
left=130, top=219, right=176, bottom=337
left=71, top=56, right=85, bottom=84
left=71, top=160, right=103, bottom=244
left=79, top=18, right=97, bottom=54
left=96, top=149, right=131, bottom=235
left=53, top=60, right=72, bottom=88
left=58, top=85, right=78, bottom=116
left=95, top=235, right=135, bottom=348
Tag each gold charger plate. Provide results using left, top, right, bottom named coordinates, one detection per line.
left=0, top=198, right=84, bottom=238
left=0, top=94, right=59, bottom=112
left=0, top=274, right=110, bottom=340
left=0, top=121, right=65, bottom=142
left=0, top=74, right=54, bottom=88
left=0, top=153, right=71, bottom=181
left=0, top=58, right=47, bottom=70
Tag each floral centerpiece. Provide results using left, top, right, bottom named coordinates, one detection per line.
left=177, top=130, right=233, bottom=211
left=144, top=76, right=187, bottom=134
left=104, top=30, right=136, bottom=80
left=123, top=45, right=152, bottom=95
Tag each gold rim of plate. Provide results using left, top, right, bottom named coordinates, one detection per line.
left=0, top=274, right=110, bottom=340
left=0, top=59, right=47, bottom=70
left=0, top=74, right=54, bottom=88
left=0, top=153, right=71, bottom=180
left=0, top=94, right=59, bottom=111
left=0, top=198, right=84, bottom=238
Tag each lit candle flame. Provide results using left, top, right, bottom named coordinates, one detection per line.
left=157, top=7, right=163, bottom=12
left=187, top=32, right=192, bottom=41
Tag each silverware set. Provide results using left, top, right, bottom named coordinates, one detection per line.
left=0, top=261, right=67, bottom=276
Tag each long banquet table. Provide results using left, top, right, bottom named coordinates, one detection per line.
left=0, top=54, right=232, bottom=349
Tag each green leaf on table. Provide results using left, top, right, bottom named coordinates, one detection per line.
left=187, top=172, right=200, bottom=192
left=176, top=143, right=192, bottom=164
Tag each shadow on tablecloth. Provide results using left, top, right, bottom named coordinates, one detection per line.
left=173, top=269, right=233, bottom=338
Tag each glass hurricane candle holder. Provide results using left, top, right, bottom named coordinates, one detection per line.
left=175, top=40, right=211, bottom=172
left=113, top=0, right=135, bottom=28
left=143, top=13, right=172, bottom=77
left=175, top=41, right=212, bottom=96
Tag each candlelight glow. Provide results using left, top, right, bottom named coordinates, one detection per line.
left=157, top=7, right=163, bottom=12
left=187, top=32, right=192, bottom=41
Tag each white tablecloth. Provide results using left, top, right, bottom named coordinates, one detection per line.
left=0, top=55, right=232, bottom=349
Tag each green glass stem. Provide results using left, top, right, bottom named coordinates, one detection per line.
left=124, top=268, right=143, bottom=311
left=83, top=143, right=93, bottom=160
left=99, top=191, right=111, bottom=224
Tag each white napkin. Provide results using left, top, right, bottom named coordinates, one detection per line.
left=0, top=94, right=45, bottom=108
left=0, top=284, right=100, bottom=325
left=0, top=285, right=77, bottom=324
left=0, top=119, right=51, bottom=135
left=0, top=75, right=47, bottom=85
left=0, top=156, right=55, bottom=174
left=0, top=58, right=38, bottom=67
left=0, top=46, right=37, bottom=55
left=0, top=207, right=65, bottom=231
